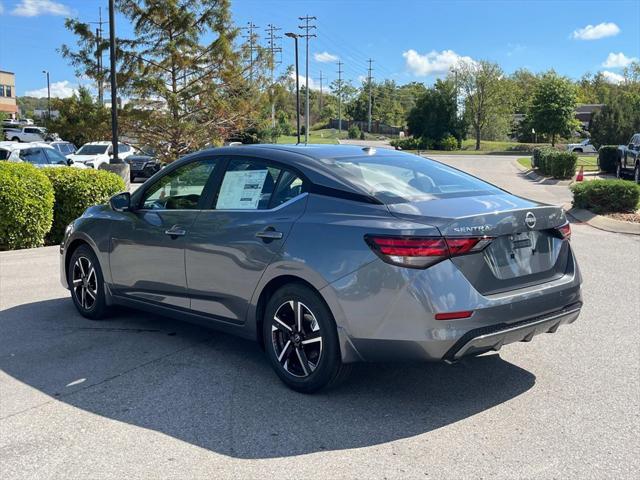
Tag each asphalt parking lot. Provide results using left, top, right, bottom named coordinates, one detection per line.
left=1, top=155, right=639, bottom=479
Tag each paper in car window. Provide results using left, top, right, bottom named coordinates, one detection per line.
left=216, top=170, right=269, bottom=209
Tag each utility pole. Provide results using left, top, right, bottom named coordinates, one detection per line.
left=42, top=70, right=51, bottom=120
left=285, top=33, right=301, bottom=144
left=298, top=15, right=316, bottom=143
left=316, top=70, right=323, bottom=112
left=108, top=0, right=121, bottom=164
left=242, top=22, right=259, bottom=82
left=89, top=7, right=107, bottom=105
left=367, top=58, right=374, bottom=133
left=265, top=23, right=282, bottom=128
left=337, top=60, right=343, bottom=134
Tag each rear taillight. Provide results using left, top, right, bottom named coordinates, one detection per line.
left=365, top=235, right=492, bottom=269
left=557, top=222, right=571, bottom=241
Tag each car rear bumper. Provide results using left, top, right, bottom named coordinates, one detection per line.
left=443, top=301, right=582, bottom=360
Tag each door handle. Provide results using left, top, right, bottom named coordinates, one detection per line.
left=256, top=228, right=283, bottom=240
left=165, top=225, right=186, bottom=237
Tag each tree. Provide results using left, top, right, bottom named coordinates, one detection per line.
left=454, top=60, right=508, bottom=150
left=44, top=87, right=112, bottom=146
left=528, top=72, right=578, bottom=146
left=61, top=0, right=269, bottom=162
left=407, top=79, right=465, bottom=143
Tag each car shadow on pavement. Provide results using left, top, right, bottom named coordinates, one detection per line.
left=516, top=170, right=569, bottom=186
left=0, top=298, right=536, bottom=459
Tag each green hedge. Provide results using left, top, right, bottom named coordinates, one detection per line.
left=42, top=168, right=125, bottom=244
left=531, top=148, right=577, bottom=179
left=571, top=179, right=640, bottom=213
left=598, top=146, right=619, bottom=174
left=0, top=163, right=54, bottom=250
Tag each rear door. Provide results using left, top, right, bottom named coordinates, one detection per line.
left=109, top=157, right=219, bottom=309
left=18, top=147, right=49, bottom=166
left=185, top=156, right=307, bottom=322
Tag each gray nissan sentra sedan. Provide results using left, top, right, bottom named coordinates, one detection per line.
left=60, top=144, right=582, bottom=392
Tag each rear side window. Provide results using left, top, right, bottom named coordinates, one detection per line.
left=215, top=158, right=281, bottom=210
left=0, top=148, right=9, bottom=160
left=331, top=155, right=500, bottom=204
left=45, top=148, right=68, bottom=165
left=19, top=148, right=48, bottom=164
left=270, top=170, right=305, bottom=207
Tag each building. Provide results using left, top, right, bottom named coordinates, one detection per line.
left=574, top=104, right=604, bottom=130
left=0, top=71, right=18, bottom=120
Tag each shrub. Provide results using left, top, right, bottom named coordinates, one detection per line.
left=348, top=124, right=361, bottom=139
left=359, top=130, right=366, bottom=140
left=437, top=134, right=458, bottom=151
left=532, top=148, right=577, bottom=179
left=598, top=146, right=620, bottom=174
left=42, top=168, right=125, bottom=244
left=571, top=180, right=640, bottom=213
left=507, top=143, right=547, bottom=153
left=0, top=163, right=54, bottom=250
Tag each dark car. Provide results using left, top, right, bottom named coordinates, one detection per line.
left=126, top=154, right=162, bottom=182
left=616, top=133, right=640, bottom=183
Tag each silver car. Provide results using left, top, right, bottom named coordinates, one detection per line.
left=60, top=145, right=582, bottom=392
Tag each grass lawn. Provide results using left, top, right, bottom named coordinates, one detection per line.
left=517, top=156, right=599, bottom=172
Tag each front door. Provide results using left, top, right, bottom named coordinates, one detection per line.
left=186, top=156, right=307, bottom=322
left=109, top=158, right=218, bottom=309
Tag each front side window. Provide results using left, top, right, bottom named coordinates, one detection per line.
left=141, top=159, right=216, bottom=210
left=118, top=144, right=131, bottom=153
left=215, top=158, right=281, bottom=210
left=19, top=148, right=48, bottom=164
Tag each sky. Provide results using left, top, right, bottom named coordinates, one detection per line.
left=0, top=0, right=639, bottom=98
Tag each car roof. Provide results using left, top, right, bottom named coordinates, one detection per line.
left=180, top=143, right=410, bottom=198
left=1, top=142, right=54, bottom=152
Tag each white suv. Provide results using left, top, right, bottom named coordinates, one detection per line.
left=0, top=142, right=87, bottom=169
left=566, top=138, right=597, bottom=154
left=67, top=141, right=136, bottom=169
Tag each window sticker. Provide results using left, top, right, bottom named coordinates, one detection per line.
left=216, top=170, right=269, bottom=209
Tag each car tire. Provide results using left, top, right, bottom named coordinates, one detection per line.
left=574, top=148, right=583, bottom=153
left=67, top=245, right=109, bottom=320
left=11, top=137, right=20, bottom=142
left=263, top=284, right=351, bottom=393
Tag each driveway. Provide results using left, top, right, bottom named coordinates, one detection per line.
left=1, top=156, right=639, bottom=479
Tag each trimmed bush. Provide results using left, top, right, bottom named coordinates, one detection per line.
left=532, top=148, right=577, bottom=179
left=437, top=134, right=458, bottom=151
left=0, top=162, right=54, bottom=250
left=598, top=145, right=619, bottom=174
left=347, top=124, right=361, bottom=139
left=42, top=168, right=125, bottom=244
left=571, top=180, right=640, bottom=213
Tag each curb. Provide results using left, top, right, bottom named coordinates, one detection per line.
left=563, top=203, right=640, bottom=235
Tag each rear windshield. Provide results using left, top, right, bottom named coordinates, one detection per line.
left=76, top=145, right=108, bottom=155
left=331, top=155, right=501, bottom=204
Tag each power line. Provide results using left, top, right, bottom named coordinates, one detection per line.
left=298, top=14, right=316, bottom=142
left=265, top=23, right=282, bottom=128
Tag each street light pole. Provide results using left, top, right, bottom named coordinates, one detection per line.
left=285, top=32, right=301, bottom=144
left=108, top=0, right=121, bottom=164
left=42, top=70, right=50, bottom=121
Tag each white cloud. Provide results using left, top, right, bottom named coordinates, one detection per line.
left=402, top=49, right=474, bottom=77
left=602, top=52, right=638, bottom=68
left=572, top=22, right=620, bottom=40
left=601, top=70, right=625, bottom=84
left=314, top=51, right=339, bottom=63
left=288, top=71, right=318, bottom=90
left=25, top=80, right=77, bottom=98
left=11, top=0, right=70, bottom=17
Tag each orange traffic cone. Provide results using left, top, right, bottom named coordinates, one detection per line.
left=576, top=166, right=584, bottom=182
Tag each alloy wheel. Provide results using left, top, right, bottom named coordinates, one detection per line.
left=271, top=300, right=323, bottom=378
left=72, top=256, right=98, bottom=311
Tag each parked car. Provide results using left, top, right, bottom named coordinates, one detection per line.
left=67, top=141, right=136, bottom=169
left=60, top=145, right=582, bottom=392
left=126, top=153, right=162, bottom=181
left=0, top=142, right=87, bottom=168
left=616, top=133, right=640, bottom=183
left=566, top=138, right=597, bottom=154
left=3, top=126, right=58, bottom=142
left=49, top=141, right=77, bottom=158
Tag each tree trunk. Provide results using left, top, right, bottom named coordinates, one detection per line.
left=475, top=126, right=481, bottom=150
left=551, top=133, right=556, bottom=147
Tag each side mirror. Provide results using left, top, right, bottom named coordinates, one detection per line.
left=67, top=158, right=74, bottom=166
left=109, top=192, right=131, bottom=212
